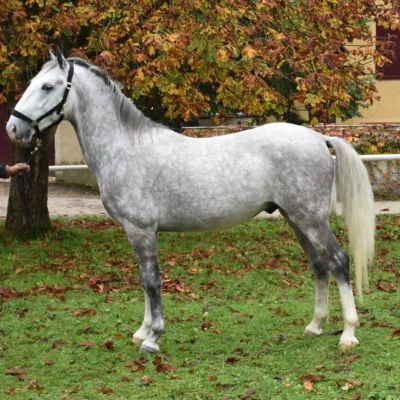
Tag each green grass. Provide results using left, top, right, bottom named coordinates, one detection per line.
left=0, top=215, right=399, bottom=399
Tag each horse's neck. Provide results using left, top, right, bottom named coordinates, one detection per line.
left=69, top=71, right=152, bottom=178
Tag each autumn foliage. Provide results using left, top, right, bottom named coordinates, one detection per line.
left=1, top=0, right=400, bottom=125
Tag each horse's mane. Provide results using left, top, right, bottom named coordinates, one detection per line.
left=67, top=57, right=160, bottom=135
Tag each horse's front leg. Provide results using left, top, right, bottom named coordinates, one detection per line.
left=127, top=228, right=164, bottom=353
left=132, top=292, right=152, bottom=345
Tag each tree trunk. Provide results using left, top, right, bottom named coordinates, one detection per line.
left=5, top=133, right=54, bottom=234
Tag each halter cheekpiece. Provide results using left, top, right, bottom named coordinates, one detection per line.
left=11, top=61, right=74, bottom=139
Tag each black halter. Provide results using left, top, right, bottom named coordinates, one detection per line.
left=11, top=61, right=74, bottom=139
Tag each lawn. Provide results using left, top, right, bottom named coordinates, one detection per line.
left=0, top=215, right=399, bottom=399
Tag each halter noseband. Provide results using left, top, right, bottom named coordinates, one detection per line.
left=11, top=61, right=74, bottom=139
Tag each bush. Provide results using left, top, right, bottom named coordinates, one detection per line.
left=315, top=125, right=400, bottom=155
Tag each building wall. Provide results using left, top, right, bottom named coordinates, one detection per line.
left=346, top=80, right=400, bottom=124
left=55, top=121, right=84, bottom=164
left=55, top=121, right=96, bottom=186
left=346, top=22, right=400, bottom=124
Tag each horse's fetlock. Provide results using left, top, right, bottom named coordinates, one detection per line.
left=152, top=320, right=165, bottom=335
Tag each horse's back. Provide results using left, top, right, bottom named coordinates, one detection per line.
left=147, top=123, right=334, bottom=231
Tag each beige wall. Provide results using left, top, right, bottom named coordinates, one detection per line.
left=347, top=80, right=400, bottom=124
left=55, top=121, right=84, bottom=164
left=347, top=21, right=400, bottom=124
left=55, top=121, right=97, bottom=186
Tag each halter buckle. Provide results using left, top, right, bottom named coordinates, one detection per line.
left=31, top=120, right=38, bottom=127
left=60, top=102, right=67, bottom=115
left=66, top=82, right=72, bottom=90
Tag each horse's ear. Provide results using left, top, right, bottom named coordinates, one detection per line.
left=55, top=46, right=68, bottom=70
left=46, top=47, right=56, bottom=61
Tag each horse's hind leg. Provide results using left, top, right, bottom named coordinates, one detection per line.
left=281, top=210, right=329, bottom=335
left=281, top=210, right=359, bottom=350
left=126, top=227, right=165, bottom=353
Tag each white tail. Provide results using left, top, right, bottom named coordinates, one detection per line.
left=326, top=137, right=375, bottom=304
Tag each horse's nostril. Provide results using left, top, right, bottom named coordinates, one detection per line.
left=10, top=125, right=17, bottom=136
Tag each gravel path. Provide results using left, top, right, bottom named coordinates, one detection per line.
left=0, top=181, right=107, bottom=218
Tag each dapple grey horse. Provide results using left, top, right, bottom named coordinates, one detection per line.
left=7, top=49, right=375, bottom=353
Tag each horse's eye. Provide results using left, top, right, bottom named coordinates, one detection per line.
left=42, top=84, right=53, bottom=91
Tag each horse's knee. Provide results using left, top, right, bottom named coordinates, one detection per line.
left=140, top=263, right=162, bottom=292
left=142, top=278, right=162, bottom=300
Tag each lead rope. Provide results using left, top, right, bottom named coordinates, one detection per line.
left=16, top=138, right=42, bottom=232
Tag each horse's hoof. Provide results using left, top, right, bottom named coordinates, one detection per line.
left=140, top=340, right=159, bottom=353
left=132, top=335, right=145, bottom=345
left=304, top=325, right=322, bottom=336
left=338, top=337, right=359, bottom=351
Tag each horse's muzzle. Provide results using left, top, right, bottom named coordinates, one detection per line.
left=6, top=118, right=34, bottom=143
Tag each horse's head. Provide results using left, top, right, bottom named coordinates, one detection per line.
left=6, top=47, right=74, bottom=143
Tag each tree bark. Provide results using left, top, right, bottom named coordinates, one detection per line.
left=5, top=133, right=54, bottom=234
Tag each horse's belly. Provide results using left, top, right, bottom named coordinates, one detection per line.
left=157, top=204, right=266, bottom=232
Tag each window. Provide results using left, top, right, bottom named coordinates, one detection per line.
left=377, top=26, right=400, bottom=79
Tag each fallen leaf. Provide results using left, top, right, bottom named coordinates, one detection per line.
left=43, top=360, right=54, bottom=366
left=226, top=357, right=239, bottom=365
left=77, top=341, right=96, bottom=349
left=371, top=321, right=392, bottom=328
left=340, top=354, right=362, bottom=364
left=4, top=368, right=25, bottom=376
left=121, top=376, right=132, bottom=382
left=156, top=364, right=176, bottom=373
left=201, top=321, right=213, bottom=330
left=72, top=308, right=97, bottom=317
left=380, top=208, right=390, bottom=212
left=51, top=340, right=67, bottom=349
left=376, top=282, right=396, bottom=292
left=392, top=329, right=400, bottom=337
left=303, top=381, right=313, bottom=391
left=346, top=379, right=364, bottom=387
left=240, top=389, right=257, bottom=399
left=140, top=375, right=151, bottom=385
left=28, top=379, right=44, bottom=390
left=5, top=388, right=16, bottom=395
left=299, top=374, right=325, bottom=382
left=182, top=360, right=197, bottom=367
left=69, top=386, right=82, bottom=394
left=82, top=326, right=91, bottom=334
left=342, top=381, right=353, bottom=391
left=104, top=341, right=114, bottom=350
left=125, top=358, right=146, bottom=372
left=97, top=387, right=114, bottom=394
left=168, top=257, right=176, bottom=267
